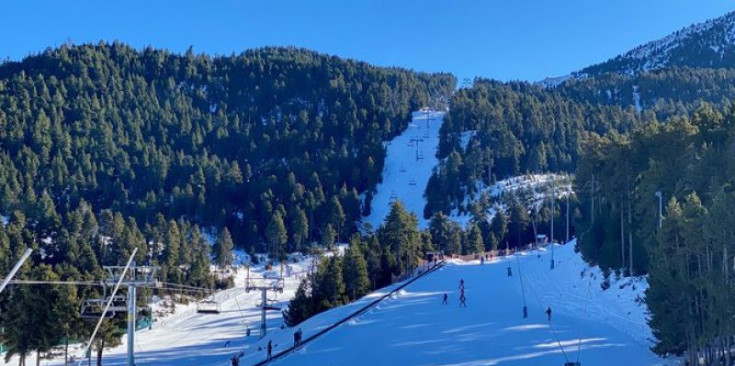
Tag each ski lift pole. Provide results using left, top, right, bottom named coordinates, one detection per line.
left=516, top=255, right=526, bottom=308
left=78, top=248, right=138, bottom=366
left=0, top=248, right=32, bottom=294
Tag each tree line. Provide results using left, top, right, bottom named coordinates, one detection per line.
left=574, top=103, right=735, bottom=362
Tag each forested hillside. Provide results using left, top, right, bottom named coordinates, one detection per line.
left=578, top=11, right=735, bottom=76
left=424, top=79, right=642, bottom=219
left=0, top=43, right=454, bottom=364
left=0, top=42, right=455, bottom=256
left=574, top=104, right=735, bottom=363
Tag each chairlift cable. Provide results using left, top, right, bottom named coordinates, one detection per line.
left=575, top=271, right=594, bottom=363
left=518, top=257, right=570, bottom=363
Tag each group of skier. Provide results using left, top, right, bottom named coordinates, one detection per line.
left=440, top=269, right=554, bottom=322
left=440, top=279, right=467, bottom=307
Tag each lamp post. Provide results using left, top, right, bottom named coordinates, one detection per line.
left=550, top=179, right=555, bottom=270
left=654, top=191, right=663, bottom=229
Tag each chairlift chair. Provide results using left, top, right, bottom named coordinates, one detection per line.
left=108, top=295, right=127, bottom=312
left=196, top=300, right=221, bottom=314
left=80, top=299, right=116, bottom=320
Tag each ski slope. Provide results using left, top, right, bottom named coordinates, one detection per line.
left=34, top=258, right=314, bottom=366
left=268, top=241, right=671, bottom=366
left=365, top=110, right=444, bottom=230
left=20, top=109, right=673, bottom=366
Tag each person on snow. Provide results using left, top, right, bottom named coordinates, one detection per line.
left=267, top=340, right=273, bottom=360
left=523, top=305, right=528, bottom=319
left=459, top=279, right=465, bottom=288
left=545, top=306, right=552, bottom=321
left=442, top=293, right=448, bottom=304
left=295, top=328, right=303, bottom=346
left=231, top=355, right=239, bottom=366
left=507, top=266, right=513, bottom=277
left=459, top=294, right=467, bottom=307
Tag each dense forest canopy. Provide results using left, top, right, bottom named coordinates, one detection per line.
left=0, top=42, right=455, bottom=253
left=0, top=43, right=455, bottom=364
left=573, top=104, right=735, bottom=363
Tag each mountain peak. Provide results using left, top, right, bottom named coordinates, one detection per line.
left=578, top=11, right=735, bottom=77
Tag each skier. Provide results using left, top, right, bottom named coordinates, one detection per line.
left=480, top=256, right=485, bottom=265
left=545, top=306, right=552, bottom=321
left=507, top=266, right=512, bottom=277
left=459, top=294, right=467, bottom=307
left=293, top=331, right=299, bottom=347
left=523, top=305, right=528, bottom=319
left=231, top=355, right=239, bottom=366
left=459, top=279, right=465, bottom=288
left=267, top=340, right=273, bottom=360
left=442, top=293, right=448, bottom=304
left=296, top=328, right=303, bottom=346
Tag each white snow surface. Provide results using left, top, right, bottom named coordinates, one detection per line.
left=29, top=257, right=317, bottom=366
left=365, top=110, right=445, bottom=230
left=30, top=240, right=673, bottom=366
left=450, top=174, right=573, bottom=227
left=269, top=240, right=672, bottom=366
left=633, top=85, right=642, bottom=113
left=536, top=74, right=572, bottom=88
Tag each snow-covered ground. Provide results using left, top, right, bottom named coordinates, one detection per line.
left=12, top=107, right=671, bottom=366
left=26, top=256, right=315, bottom=366
left=365, top=110, right=445, bottom=230
left=450, top=173, right=574, bottom=228
left=269, top=240, right=671, bottom=366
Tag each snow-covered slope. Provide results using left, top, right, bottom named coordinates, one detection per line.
left=365, top=110, right=445, bottom=230
left=269, top=241, right=671, bottom=366
left=579, top=11, right=735, bottom=76
left=449, top=173, right=573, bottom=228
left=26, top=257, right=314, bottom=366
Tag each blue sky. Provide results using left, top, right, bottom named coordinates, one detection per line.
left=1, top=1, right=733, bottom=82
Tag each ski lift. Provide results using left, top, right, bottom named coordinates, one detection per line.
left=256, top=298, right=281, bottom=311
left=80, top=299, right=116, bottom=320
left=108, top=295, right=127, bottom=312
left=197, top=300, right=221, bottom=314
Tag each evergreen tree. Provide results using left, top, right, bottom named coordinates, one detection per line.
left=312, top=256, right=346, bottom=311
left=327, top=196, right=346, bottom=242
left=266, top=211, right=288, bottom=258
left=283, top=279, right=314, bottom=326
left=213, top=227, right=234, bottom=268
left=321, top=224, right=336, bottom=251
left=343, top=237, right=370, bottom=300
left=464, top=224, right=484, bottom=255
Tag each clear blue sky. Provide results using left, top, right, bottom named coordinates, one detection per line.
left=1, top=1, right=733, bottom=82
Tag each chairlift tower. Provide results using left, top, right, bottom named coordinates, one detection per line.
left=102, top=263, right=160, bottom=366
left=245, top=264, right=285, bottom=338
left=410, top=137, right=424, bottom=161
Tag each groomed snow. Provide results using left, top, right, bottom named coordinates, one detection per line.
left=269, top=241, right=673, bottom=366
left=365, top=110, right=445, bottom=230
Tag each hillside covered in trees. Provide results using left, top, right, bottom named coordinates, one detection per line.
left=0, top=43, right=454, bottom=364
left=574, top=104, right=735, bottom=363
